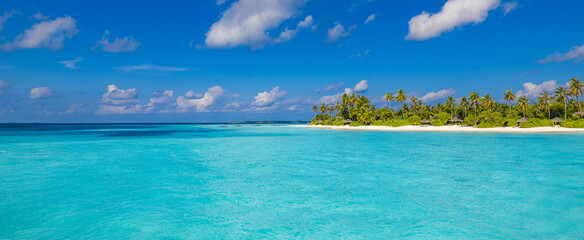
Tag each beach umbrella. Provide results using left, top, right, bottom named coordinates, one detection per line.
left=516, top=117, right=529, bottom=123
left=551, top=117, right=563, bottom=123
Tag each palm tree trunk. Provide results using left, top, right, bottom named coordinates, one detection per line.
left=464, top=107, right=467, bottom=118
left=508, top=103, right=511, bottom=116
left=579, top=97, right=582, bottom=112
left=390, top=103, right=394, bottom=117
left=565, top=101, right=567, bottom=119
left=402, top=103, right=405, bottom=119
left=547, top=106, right=550, bottom=120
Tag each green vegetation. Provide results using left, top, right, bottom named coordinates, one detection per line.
left=310, top=77, right=584, bottom=128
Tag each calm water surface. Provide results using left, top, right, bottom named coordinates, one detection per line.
left=1, top=124, right=583, bottom=239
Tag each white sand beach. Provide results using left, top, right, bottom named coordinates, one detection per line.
left=295, top=125, right=584, bottom=133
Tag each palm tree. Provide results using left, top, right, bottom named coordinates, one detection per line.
left=503, top=89, right=515, bottom=116
left=312, top=105, right=318, bottom=118
left=569, top=77, right=583, bottom=112
left=320, top=103, right=327, bottom=115
left=410, top=96, right=419, bottom=115
left=445, top=96, right=456, bottom=118
left=396, top=89, right=407, bottom=119
left=384, top=92, right=395, bottom=117
left=459, top=96, right=469, bottom=119
left=555, top=86, right=569, bottom=119
left=517, top=96, right=530, bottom=117
left=482, top=94, right=494, bottom=111
left=538, top=91, right=552, bottom=119
left=469, top=91, right=481, bottom=116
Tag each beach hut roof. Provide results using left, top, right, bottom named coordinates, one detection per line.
left=343, top=119, right=353, bottom=123
left=316, top=120, right=323, bottom=123
left=516, top=117, right=529, bottom=123
left=574, top=112, right=584, bottom=116
left=449, top=117, right=463, bottom=122
left=551, top=117, right=563, bottom=123
left=420, top=119, right=430, bottom=123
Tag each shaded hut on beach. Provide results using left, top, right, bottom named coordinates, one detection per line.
left=551, top=117, right=563, bottom=125
left=448, top=117, right=463, bottom=124
left=574, top=112, right=584, bottom=118
left=516, top=117, right=529, bottom=123
left=343, top=119, right=353, bottom=125
left=420, top=119, right=430, bottom=125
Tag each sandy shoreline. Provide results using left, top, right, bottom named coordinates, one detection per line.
left=292, top=125, right=584, bottom=133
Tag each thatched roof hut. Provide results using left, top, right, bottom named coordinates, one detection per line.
left=420, top=119, right=430, bottom=124
left=343, top=119, right=353, bottom=124
left=516, top=117, right=529, bottom=123
left=574, top=112, right=584, bottom=117
left=449, top=117, right=463, bottom=123
left=551, top=117, right=563, bottom=123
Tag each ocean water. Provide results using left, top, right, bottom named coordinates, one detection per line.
left=1, top=124, right=583, bottom=239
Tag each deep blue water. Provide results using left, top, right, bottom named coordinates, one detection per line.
left=1, top=124, right=583, bottom=239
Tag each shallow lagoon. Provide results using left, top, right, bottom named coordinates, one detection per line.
left=1, top=124, right=583, bottom=239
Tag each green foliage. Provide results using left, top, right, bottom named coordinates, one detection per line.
left=407, top=115, right=421, bottom=125
left=392, top=120, right=411, bottom=127
left=332, top=120, right=344, bottom=126
left=519, top=118, right=553, bottom=128
left=431, top=119, right=444, bottom=126
left=463, top=115, right=476, bottom=126
left=324, top=119, right=333, bottom=125
left=437, top=112, right=450, bottom=123
left=504, top=117, right=518, bottom=127
left=371, top=120, right=384, bottom=126
left=477, top=122, right=498, bottom=128
left=561, top=119, right=584, bottom=128
left=349, top=121, right=365, bottom=127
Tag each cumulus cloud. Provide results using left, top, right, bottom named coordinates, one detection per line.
left=326, top=22, right=356, bottom=43
left=539, top=44, right=584, bottom=64
left=144, top=90, right=173, bottom=112
left=0, top=80, right=9, bottom=96
left=419, top=88, right=456, bottom=103
left=115, top=64, right=188, bottom=72
left=406, top=0, right=500, bottom=41
left=252, top=86, right=287, bottom=106
left=516, top=80, right=565, bottom=98
left=318, top=80, right=369, bottom=104
left=502, top=2, right=518, bottom=15
left=0, top=16, right=78, bottom=51
left=60, top=103, right=89, bottom=115
left=59, top=57, right=82, bottom=69
left=30, top=86, right=57, bottom=99
left=364, top=14, right=376, bottom=24
left=101, top=84, right=139, bottom=105
left=92, top=30, right=141, bottom=53
left=176, top=86, right=225, bottom=112
left=0, top=9, right=18, bottom=32
left=205, top=0, right=309, bottom=49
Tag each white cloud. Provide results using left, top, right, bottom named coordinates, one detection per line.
left=92, top=30, right=141, bottom=53
left=0, top=80, right=9, bottom=96
left=96, top=104, right=144, bottom=115
left=406, top=0, right=500, bottom=41
left=502, top=2, right=517, bottom=15
left=101, top=84, right=139, bottom=105
left=539, top=44, right=584, bottom=64
left=59, top=57, right=82, bottom=69
left=0, top=16, right=78, bottom=51
left=0, top=9, right=18, bottom=32
left=252, top=86, right=287, bottom=106
left=176, top=86, right=225, bottom=112
left=364, top=14, right=376, bottom=24
left=217, top=0, right=230, bottom=5
left=419, top=88, right=456, bottom=103
left=60, top=103, right=89, bottom=115
left=30, top=86, right=57, bottom=99
left=516, top=80, right=564, bottom=98
left=205, top=0, right=309, bottom=49
left=115, top=64, right=188, bottom=72
left=274, top=15, right=315, bottom=44
left=318, top=80, right=369, bottom=104
left=349, top=49, right=370, bottom=59
left=316, top=82, right=344, bottom=93
left=144, top=90, right=173, bottom=112
left=30, top=12, right=49, bottom=21
left=326, top=22, right=356, bottom=43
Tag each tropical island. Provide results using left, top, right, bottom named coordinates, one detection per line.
left=310, top=77, right=584, bottom=130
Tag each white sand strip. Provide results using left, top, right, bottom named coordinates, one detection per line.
left=291, top=125, right=584, bottom=133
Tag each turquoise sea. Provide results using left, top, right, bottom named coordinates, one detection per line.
left=1, top=124, right=583, bottom=239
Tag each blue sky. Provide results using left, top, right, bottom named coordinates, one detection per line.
left=0, top=0, right=583, bottom=123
